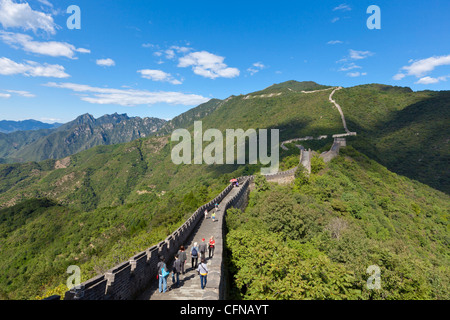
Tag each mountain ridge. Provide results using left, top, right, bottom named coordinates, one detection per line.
left=0, top=113, right=167, bottom=163
left=0, top=119, right=62, bottom=134
left=0, top=80, right=448, bottom=300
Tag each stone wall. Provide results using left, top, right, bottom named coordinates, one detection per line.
left=201, top=177, right=251, bottom=300
left=52, top=139, right=319, bottom=301
left=62, top=182, right=236, bottom=300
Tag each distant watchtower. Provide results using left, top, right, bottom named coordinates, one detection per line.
left=334, top=137, right=346, bottom=148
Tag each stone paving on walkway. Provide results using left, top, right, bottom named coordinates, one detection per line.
left=138, top=185, right=241, bottom=300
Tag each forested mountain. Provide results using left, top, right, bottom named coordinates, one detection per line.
left=0, top=113, right=166, bottom=163
left=0, top=81, right=448, bottom=300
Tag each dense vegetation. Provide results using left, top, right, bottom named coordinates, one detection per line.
left=225, top=147, right=449, bottom=300
left=334, top=85, right=450, bottom=193
left=0, top=80, right=448, bottom=300
left=0, top=134, right=253, bottom=299
left=0, top=165, right=233, bottom=299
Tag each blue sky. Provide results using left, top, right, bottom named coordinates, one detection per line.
left=0, top=0, right=449, bottom=123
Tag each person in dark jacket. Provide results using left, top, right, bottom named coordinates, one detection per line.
left=198, top=238, right=207, bottom=261
left=177, top=245, right=187, bottom=275
left=191, top=242, right=199, bottom=269
left=172, top=254, right=182, bottom=288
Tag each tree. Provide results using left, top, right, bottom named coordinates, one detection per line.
left=254, top=173, right=270, bottom=192
left=311, top=155, right=325, bottom=174
left=294, top=165, right=309, bottom=188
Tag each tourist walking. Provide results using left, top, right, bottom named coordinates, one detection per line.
left=198, top=238, right=207, bottom=261
left=204, top=209, right=208, bottom=219
left=197, top=258, right=209, bottom=290
left=157, top=256, right=169, bottom=293
left=171, top=254, right=182, bottom=288
left=209, top=236, right=215, bottom=259
left=177, top=245, right=187, bottom=275
left=211, top=211, right=216, bottom=222
left=191, top=242, right=199, bottom=269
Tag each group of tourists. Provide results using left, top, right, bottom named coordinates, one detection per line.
left=204, top=203, right=219, bottom=222
left=156, top=236, right=216, bottom=293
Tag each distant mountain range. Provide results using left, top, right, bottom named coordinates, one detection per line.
left=0, top=119, right=62, bottom=133
left=0, top=80, right=448, bottom=300
left=0, top=113, right=166, bottom=163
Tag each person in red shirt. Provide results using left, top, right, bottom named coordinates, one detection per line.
left=208, top=236, right=215, bottom=259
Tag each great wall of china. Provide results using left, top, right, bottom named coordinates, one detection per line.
left=44, top=87, right=355, bottom=301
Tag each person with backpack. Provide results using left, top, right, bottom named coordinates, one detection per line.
left=208, top=236, right=216, bottom=259
left=171, top=254, right=182, bottom=288
left=177, top=245, right=187, bottom=275
left=191, top=242, right=199, bottom=269
left=197, top=258, right=209, bottom=290
left=157, top=255, right=169, bottom=293
left=198, top=238, right=207, bottom=261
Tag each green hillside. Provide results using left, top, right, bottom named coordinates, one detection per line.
left=0, top=80, right=448, bottom=299
left=226, top=147, right=449, bottom=300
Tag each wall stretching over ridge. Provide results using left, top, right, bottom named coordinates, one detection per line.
left=201, top=176, right=251, bottom=300
left=59, top=180, right=237, bottom=300
left=45, top=139, right=317, bottom=301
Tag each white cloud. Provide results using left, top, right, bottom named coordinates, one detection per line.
left=5, top=89, right=35, bottom=97
left=37, top=0, right=53, bottom=8
left=349, top=49, right=374, bottom=60
left=151, top=45, right=192, bottom=58
left=0, top=92, right=11, bottom=98
left=253, top=62, right=265, bottom=69
left=44, top=82, right=209, bottom=106
left=339, top=62, right=362, bottom=72
left=337, top=50, right=372, bottom=75
left=96, top=58, right=115, bottom=67
left=331, top=17, right=340, bottom=23
left=393, top=55, right=450, bottom=82
left=0, top=57, right=69, bottom=78
left=415, top=76, right=448, bottom=84
left=0, top=31, right=90, bottom=59
left=164, top=49, right=175, bottom=59
left=40, top=117, right=62, bottom=123
left=392, top=73, right=406, bottom=80
left=347, top=72, right=367, bottom=77
left=137, top=69, right=182, bottom=85
left=170, top=46, right=192, bottom=54
left=327, top=40, right=343, bottom=45
left=402, top=55, right=450, bottom=77
left=247, top=62, right=266, bottom=75
left=76, top=48, right=90, bottom=54
left=333, top=4, right=351, bottom=11
left=0, top=0, right=57, bottom=34
left=178, top=50, right=240, bottom=79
